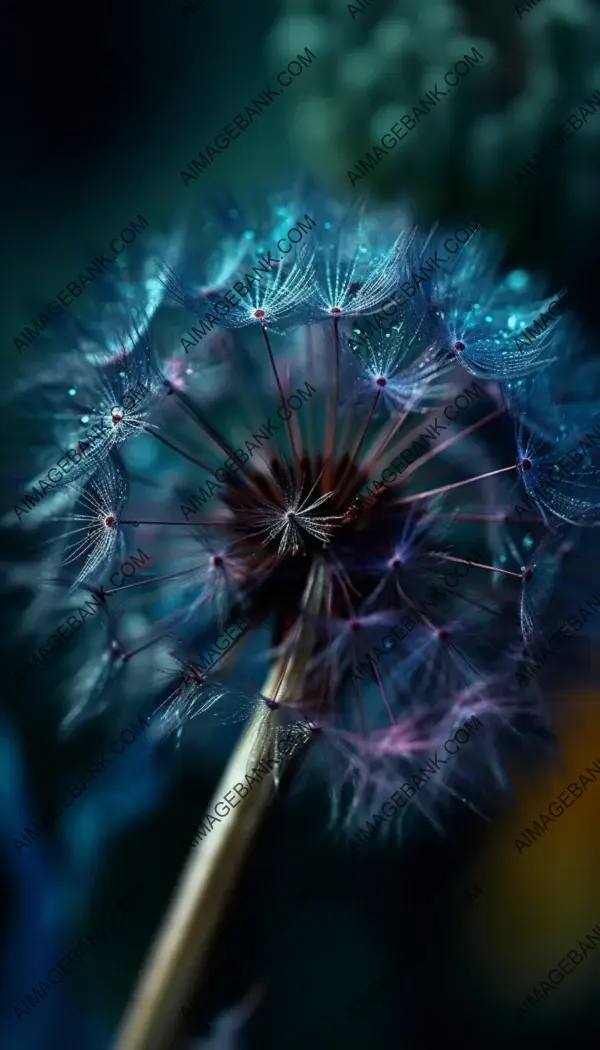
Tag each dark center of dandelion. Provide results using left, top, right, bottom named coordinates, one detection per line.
left=105, top=515, right=116, bottom=528
left=376, top=376, right=387, bottom=387
left=222, top=454, right=385, bottom=559
left=217, top=452, right=486, bottom=692
left=220, top=453, right=405, bottom=615
left=254, top=309, right=265, bottom=319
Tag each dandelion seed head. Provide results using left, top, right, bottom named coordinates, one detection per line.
left=11, top=189, right=600, bottom=844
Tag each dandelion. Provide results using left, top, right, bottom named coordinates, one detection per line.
left=9, top=190, right=600, bottom=1050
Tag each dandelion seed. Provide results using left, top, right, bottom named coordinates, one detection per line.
left=52, top=455, right=129, bottom=589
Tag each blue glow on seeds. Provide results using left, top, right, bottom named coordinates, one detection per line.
left=68, top=388, right=77, bottom=396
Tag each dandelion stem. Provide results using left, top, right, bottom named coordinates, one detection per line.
left=113, top=567, right=322, bottom=1050
left=113, top=667, right=300, bottom=1050
left=113, top=706, right=276, bottom=1050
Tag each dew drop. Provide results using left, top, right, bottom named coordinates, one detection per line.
left=507, top=269, right=529, bottom=292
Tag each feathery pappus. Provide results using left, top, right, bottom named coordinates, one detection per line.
left=6, top=183, right=600, bottom=842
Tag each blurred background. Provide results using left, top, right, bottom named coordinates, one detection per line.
left=1, top=1, right=599, bottom=1048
